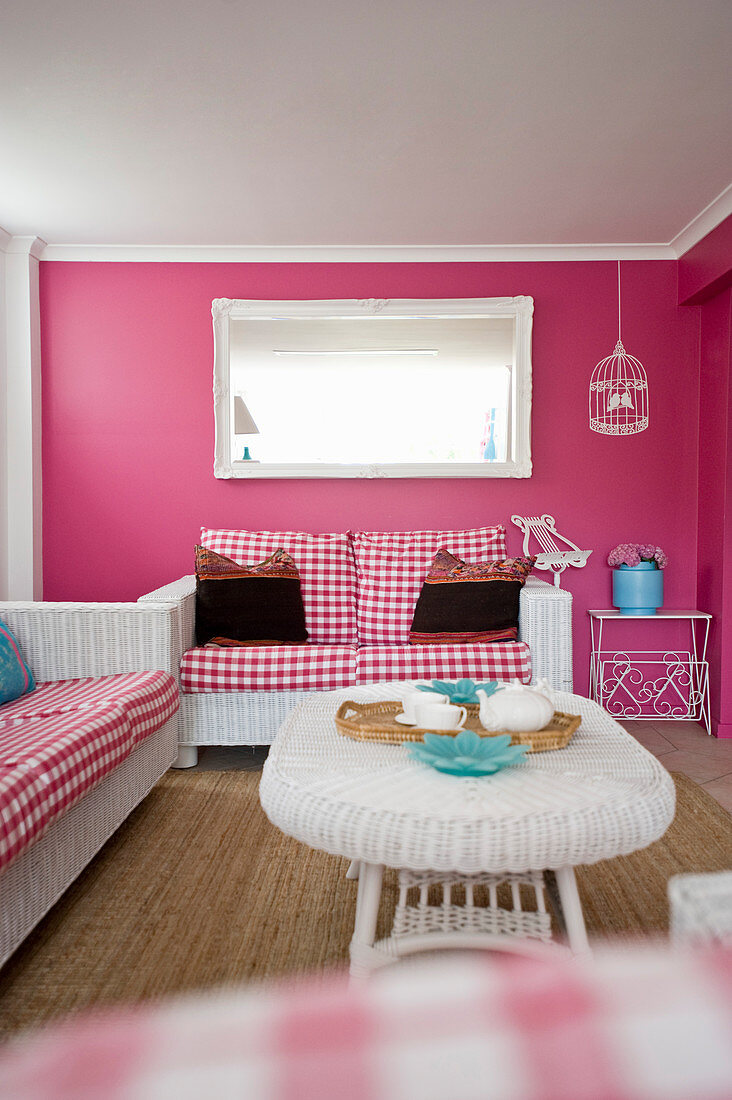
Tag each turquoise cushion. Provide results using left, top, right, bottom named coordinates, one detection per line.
left=0, top=621, right=35, bottom=706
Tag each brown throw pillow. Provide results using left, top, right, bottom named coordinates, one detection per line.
left=409, top=549, right=536, bottom=644
left=194, top=546, right=309, bottom=646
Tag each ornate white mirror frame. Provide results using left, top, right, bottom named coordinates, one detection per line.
left=212, top=296, right=534, bottom=479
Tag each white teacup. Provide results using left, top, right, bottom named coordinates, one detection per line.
left=414, top=702, right=467, bottom=730
left=400, top=691, right=448, bottom=723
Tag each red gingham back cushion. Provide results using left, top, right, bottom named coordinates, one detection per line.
left=200, top=529, right=357, bottom=645
left=350, top=527, right=507, bottom=644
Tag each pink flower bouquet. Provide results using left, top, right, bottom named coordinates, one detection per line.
left=607, top=543, right=668, bottom=569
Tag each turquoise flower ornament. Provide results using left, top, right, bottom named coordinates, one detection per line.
left=407, top=729, right=529, bottom=776
left=417, top=678, right=503, bottom=705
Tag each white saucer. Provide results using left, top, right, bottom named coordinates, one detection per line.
left=394, top=713, right=416, bottom=725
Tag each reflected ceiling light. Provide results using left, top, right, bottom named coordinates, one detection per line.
left=272, top=349, right=439, bottom=356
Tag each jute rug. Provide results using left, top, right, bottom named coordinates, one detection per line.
left=0, top=770, right=729, bottom=1036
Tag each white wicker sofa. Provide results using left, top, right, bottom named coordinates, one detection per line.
left=0, top=601, right=180, bottom=967
left=139, top=527, right=573, bottom=768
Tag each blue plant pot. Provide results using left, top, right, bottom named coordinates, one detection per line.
left=612, top=562, right=663, bottom=615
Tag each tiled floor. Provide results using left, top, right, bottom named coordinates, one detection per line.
left=619, top=719, right=732, bottom=813
left=190, top=720, right=732, bottom=814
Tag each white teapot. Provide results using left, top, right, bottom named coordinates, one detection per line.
left=476, top=679, right=555, bottom=733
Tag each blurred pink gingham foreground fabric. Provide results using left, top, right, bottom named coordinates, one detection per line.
left=0, top=944, right=730, bottom=1100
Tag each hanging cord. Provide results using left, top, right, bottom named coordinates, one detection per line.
left=617, top=260, right=622, bottom=344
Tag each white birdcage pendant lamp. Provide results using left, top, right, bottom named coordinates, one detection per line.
left=589, top=262, right=649, bottom=435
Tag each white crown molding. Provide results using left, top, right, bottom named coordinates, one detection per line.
left=39, top=242, right=676, bottom=263
left=670, top=183, right=732, bottom=258
left=5, top=236, right=47, bottom=260
left=0, top=226, right=12, bottom=253
left=18, top=185, right=732, bottom=264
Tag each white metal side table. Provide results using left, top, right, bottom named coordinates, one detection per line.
left=588, top=610, right=712, bottom=734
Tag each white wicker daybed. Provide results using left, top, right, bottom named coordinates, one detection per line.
left=0, top=601, right=180, bottom=967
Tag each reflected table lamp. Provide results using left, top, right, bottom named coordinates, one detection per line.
left=234, top=396, right=259, bottom=461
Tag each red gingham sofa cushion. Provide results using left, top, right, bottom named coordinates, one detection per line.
left=181, top=645, right=358, bottom=693
left=0, top=672, right=180, bottom=747
left=350, top=527, right=507, bottom=645
left=0, top=706, right=137, bottom=873
left=355, top=641, right=532, bottom=684
left=200, top=529, right=357, bottom=645
left=181, top=641, right=529, bottom=692
left=0, top=765, right=50, bottom=875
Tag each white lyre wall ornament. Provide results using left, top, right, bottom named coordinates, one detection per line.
left=511, top=514, right=592, bottom=587
left=589, top=262, right=649, bottom=436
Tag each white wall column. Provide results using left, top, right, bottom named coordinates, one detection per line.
left=0, top=229, right=9, bottom=599
left=4, top=235, right=45, bottom=599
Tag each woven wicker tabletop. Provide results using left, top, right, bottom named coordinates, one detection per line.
left=259, top=682, right=676, bottom=875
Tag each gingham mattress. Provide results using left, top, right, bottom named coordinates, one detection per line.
left=0, top=672, right=178, bottom=873
left=180, top=641, right=532, bottom=692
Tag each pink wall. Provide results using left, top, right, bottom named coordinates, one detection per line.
left=682, top=214, right=732, bottom=737
left=40, top=260, right=699, bottom=695
left=678, top=214, right=732, bottom=305
left=696, top=288, right=732, bottom=735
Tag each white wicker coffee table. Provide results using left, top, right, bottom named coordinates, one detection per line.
left=259, top=683, right=676, bottom=975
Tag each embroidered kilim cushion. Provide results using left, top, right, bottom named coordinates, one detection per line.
left=409, top=549, right=536, bottom=644
left=194, top=547, right=309, bottom=647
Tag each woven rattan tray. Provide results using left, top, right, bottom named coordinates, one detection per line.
left=335, top=699, right=581, bottom=752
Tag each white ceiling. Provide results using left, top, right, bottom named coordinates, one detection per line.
left=1, top=0, right=731, bottom=253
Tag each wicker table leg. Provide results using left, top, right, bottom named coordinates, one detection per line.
left=349, top=862, right=384, bottom=978
left=554, top=865, right=591, bottom=956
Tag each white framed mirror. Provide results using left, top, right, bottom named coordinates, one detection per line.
left=212, top=296, right=533, bottom=479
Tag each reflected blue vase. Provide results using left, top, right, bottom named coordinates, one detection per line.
left=612, top=561, right=663, bottom=615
